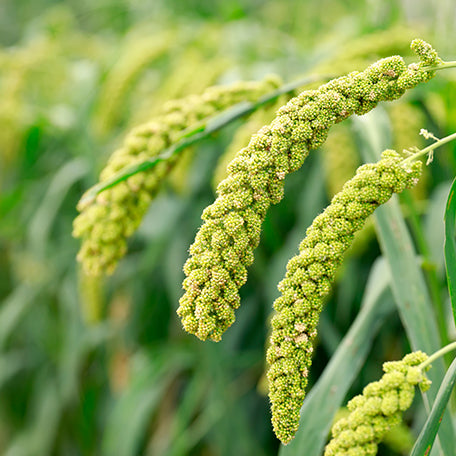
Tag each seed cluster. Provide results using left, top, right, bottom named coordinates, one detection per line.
left=267, top=150, right=422, bottom=444
left=212, top=100, right=283, bottom=188
left=324, top=351, right=430, bottom=456
left=322, top=123, right=374, bottom=255
left=178, top=39, right=440, bottom=343
left=74, top=76, right=280, bottom=276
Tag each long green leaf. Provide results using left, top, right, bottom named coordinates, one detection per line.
left=165, top=371, right=211, bottom=456
left=28, top=158, right=88, bottom=255
left=357, top=111, right=456, bottom=456
left=0, top=351, right=33, bottom=389
left=0, top=285, right=41, bottom=349
left=444, top=177, right=456, bottom=326
left=425, top=182, right=452, bottom=276
left=78, top=73, right=330, bottom=206
left=280, top=258, right=394, bottom=456
left=5, top=375, right=61, bottom=456
left=102, top=348, right=192, bottom=456
left=411, top=356, right=456, bottom=456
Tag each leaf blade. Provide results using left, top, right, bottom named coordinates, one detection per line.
left=411, top=356, right=456, bottom=456
left=444, top=177, right=456, bottom=327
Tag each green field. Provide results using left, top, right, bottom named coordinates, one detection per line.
left=1, top=1, right=456, bottom=455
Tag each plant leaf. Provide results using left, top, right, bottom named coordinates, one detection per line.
left=101, top=348, right=192, bottom=456
left=444, top=177, right=456, bottom=327
left=411, top=356, right=456, bottom=456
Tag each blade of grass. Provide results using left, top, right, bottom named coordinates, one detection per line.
left=0, top=351, right=34, bottom=389
left=0, top=284, right=41, bottom=349
left=280, top=258, right=395, bottom=456
left=401, top=190, right=449, bottom=345
left=78, top=73, right=331, bottom=207
left=5, top=374, right=61, bottom=456
left=444, top=177, right=456, bottom=326
left=411, top=356, right=456, bottom=456
left=425, top=182, right=452, bottom=276
left=28, top=158, right=88, bottom=255
left=58, top=274, right=113, bottom=403
left=101, top=348, right=192, bottom=456
left=165, top=371, right=211, bottom=456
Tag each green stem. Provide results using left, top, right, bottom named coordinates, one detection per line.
left=402, top=131, right=456, bottom=165
left=78, top=73, right=332, bottom=208
left=423, top=60, right=456, bottom=72
left=419, top=341, right=456, bottom=370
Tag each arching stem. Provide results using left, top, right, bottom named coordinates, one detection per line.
left=402, top=131, right=456, bottom=166
left=423, top=60, right=456, bottom=72
left=419, top=341, right=456, bottom=370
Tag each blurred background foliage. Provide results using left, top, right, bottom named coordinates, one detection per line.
left=1, top=1, right=456, bottom=455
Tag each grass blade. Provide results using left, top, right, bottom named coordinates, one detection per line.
left=280, top=258, right=395, bottom=456
left=0, top=285, right=41, bottom=349
left=5, top=375, right=61, bottom=456
left=78, top=74, right=329, bottom=206
left=444, top=177, right=456, bottom=326
left=28, top=158, right=88, bottom=255
left=425, top=182, right=452, bottom=276
left=411, top=356, right=456, bottom=456
left=102, top=348, right=192, bottom=456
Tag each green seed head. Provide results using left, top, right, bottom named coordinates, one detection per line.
left=73, top=77, right=280, bottom=276
left=179, top=39, right=438, bottom=343
left=267, top=151, right=421, bottom=444
left=324, top=351, right=429, bottom=456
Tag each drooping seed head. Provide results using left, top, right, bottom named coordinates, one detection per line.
left=73, top=76, right=281, bottom=276
left=267, top=151, right=422, bottom=444
left=178, top=40, right=439, bottom=343
left=324, top=351, right=430, bottom=456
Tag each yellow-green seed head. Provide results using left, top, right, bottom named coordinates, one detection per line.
left=212, top=99, right=284, bottom=188
left=267, top=151, right=422, bottom=444
left=178, top=39, right=439, bottom=343
left=74, top=77, right=280, bottom=276
left=324, top=351, right=429, bottom=456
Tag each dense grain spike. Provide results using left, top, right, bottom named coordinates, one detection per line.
left=178, top=39, right=440, bottom=343
left=267, top=150, right=422, bottom=443
left=74, top=76, right=281, bottom=276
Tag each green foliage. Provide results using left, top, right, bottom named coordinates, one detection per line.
left=411, top=356, right=456, bottom=456
left=2, top=2, right=456, bottom=456
left=444, top=177, right=456, bottom=326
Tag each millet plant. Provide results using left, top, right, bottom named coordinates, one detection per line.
left=73, top=37, right=456, bottom=455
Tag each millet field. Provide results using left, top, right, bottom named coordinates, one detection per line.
left=2, top=1, right=456, bottom=455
